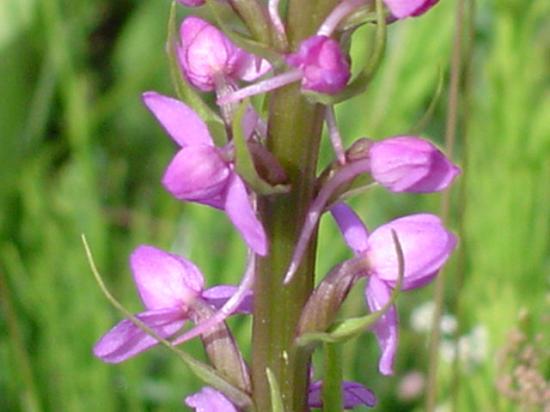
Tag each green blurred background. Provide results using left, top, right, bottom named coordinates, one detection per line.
left=0, top=0, right=548, bottom=411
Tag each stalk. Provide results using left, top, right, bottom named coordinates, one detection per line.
left=251, top=2, right=339, bottom=410
left=425, top=0, right=467, bottom=409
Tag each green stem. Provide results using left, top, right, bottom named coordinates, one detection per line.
left=251, top=2, right=339, bottom=410
left=229, top=0, right=272, bottom=45
left=252, top=82, right=324, bottom=412
left=322, top=343, right=343, bottom=412
left=425, top=0, right=467, bottom=409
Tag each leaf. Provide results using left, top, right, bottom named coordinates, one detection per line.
left=408, top=66, right=445, bottom=134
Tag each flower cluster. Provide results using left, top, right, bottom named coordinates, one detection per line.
left=93, top=1, right=457, bottom=411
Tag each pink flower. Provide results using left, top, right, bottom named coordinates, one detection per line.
left=369, top=136, right=460, bottom=193
left=331, top=203, right=457, bottom=374
left=93, top=245, right=252, bottom=363
left=142, top=91, right=267, bottom=256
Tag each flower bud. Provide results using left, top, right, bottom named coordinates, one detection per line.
left=178, top=17, right=269, bottom=91
left=384, top=0, right=440, bottom=19
left=366, top=214, right=457, bottom=289
left=287, top=35, right=350, bottom=94
left=368, top=136, right=460, bottom=193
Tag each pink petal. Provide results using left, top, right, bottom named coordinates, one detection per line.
left=202, top=285, right=253, bottom=314
left=365, top=277, right=398, bottom=375
left=131, top=245, right=204, bottom=310
left=162, top=146, right=231, bottom=202
left=366, top=214, right=457, bottom=289
left=384, top=0, right=439, bottom=19
left=171, top=257, right=255, bottom=345
left=185, top=387, right=238, bottom=412
left=341, top=381, right=378, bottom=408
left=224, top=175, right=268, bottom=256
left=307, top=380, right=377, bottom=409
left=142, top=92, right=213, bottom=147
left=330, top=203, right=370, bottom=254
left=93, top=308, right=185, bottom=363
left=234, top=53, right=272, bottom=82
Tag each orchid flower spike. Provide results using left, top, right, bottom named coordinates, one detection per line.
left=178, top=16, right=270, bottom=93
left=142, top=92, right=268, bottom=256
left=368, top=136, right=460, bottom=193
left=331, top=203, right=457, bottom=374
left=93, top=245, right=252, bottom=363
left=218, top=35, right=350, bottom=105
left=384, top=0, right=440, bottom=19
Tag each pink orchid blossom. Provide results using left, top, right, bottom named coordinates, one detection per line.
left=142, top=91, right=267, bottom=256
left=331, top=203, right=457, bottom=374
left=93, top=245, right=252, bottom=363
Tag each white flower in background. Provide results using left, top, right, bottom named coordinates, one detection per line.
left=440, top=314, right=458, bottom=335
left=458, top=325, right=488, bottom=367
left=410, top=301, right=436, bottom=333
left=410, top=301, right=457, bottom=335
left=439, top=325, right=489, bottom=371
left=439, top=340, right=457, bottom=363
